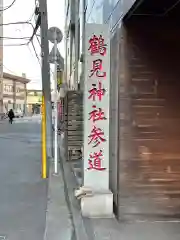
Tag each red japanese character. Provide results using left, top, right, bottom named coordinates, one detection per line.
left=89, top=105, right=106, bottom=122
left=88, top=126, right=106, bottom=147
left=88, top=35, right=107, bottom=56
left=89, top=59, right=106, bottom=78
left=88, top=82, right=105, bottom=102
left=88, top=150, right=106, bottom=171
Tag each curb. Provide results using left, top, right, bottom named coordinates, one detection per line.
left=59, top=136, right=89, bottom=240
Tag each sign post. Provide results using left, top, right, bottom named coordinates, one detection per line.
left=47, top=26, right=63, bottom=175
left=53, top=36, right=58, bottom=174
left=81, top=23, right=113, bottom=217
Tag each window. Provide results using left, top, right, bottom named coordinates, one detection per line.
left=16, top=87, right=20, bottom=93
left=4, top=84, right=13, bottom=93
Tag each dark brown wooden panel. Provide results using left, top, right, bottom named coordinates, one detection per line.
left=118, top=21, right=180, bottom=221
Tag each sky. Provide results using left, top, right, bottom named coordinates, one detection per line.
left=3, top=0, right=65, bottom=90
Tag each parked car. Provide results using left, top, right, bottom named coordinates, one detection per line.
left=14, top=110, right=23, bottom=118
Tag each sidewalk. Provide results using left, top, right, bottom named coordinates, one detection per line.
left=64, top=162, right=180, bottom=240
left=45, top=134, right=180, bottom=240
left=44, top=161, right=72, bottom=240
left=44, top=135, right=74, bottom=240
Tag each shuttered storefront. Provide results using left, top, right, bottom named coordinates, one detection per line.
left=118, top=19, right=180, bottom=221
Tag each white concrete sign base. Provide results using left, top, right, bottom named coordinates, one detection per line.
left=81, top=190, right=113, bottom=218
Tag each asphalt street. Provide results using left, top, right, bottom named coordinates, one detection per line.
left=0, top=118, right=47, bottom=240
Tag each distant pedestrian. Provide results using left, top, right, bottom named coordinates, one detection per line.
left=8, top=109, right=15, bottom=124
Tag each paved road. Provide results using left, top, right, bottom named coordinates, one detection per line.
left=14, top=115, right=41, bottom=123
left=0, top=120, right=47, bottom=240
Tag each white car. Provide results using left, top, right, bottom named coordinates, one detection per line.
left=14, top=110, right=23, bottom=118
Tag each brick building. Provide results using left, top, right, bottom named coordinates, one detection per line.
left=2, top=72, right=30, bottom=113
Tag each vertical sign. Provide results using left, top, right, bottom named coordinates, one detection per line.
left=84, top=24, right=110, bottom=190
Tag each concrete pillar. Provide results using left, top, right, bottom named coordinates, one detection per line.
left=81, top=23, right=113, bottom=218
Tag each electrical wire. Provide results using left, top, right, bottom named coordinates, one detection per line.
left=15, top=17, right=42, bottom=67
left=35, top=34, right=41, bottom=46
left=28, top=14, right=41, bottom=43
left=3, top=43, right=27, bottom=47
left=28, top=12, right=35, bottom=22
left=1, top=36, right=30, bottom=40
left=0, top=0, right=17, bottom=11
left=4, top=64, right=41, bottom=80
left=31, top=40, right=41, bottom=66
left=28, top=36, right=54, bottom=77
left=3, top=65, right=17, bottom=74
left=0, top=21, right=34, bottom=29
left=1, top=21, right=36, bottom=46
left=2, top=6, right=43, bottom=84
left=1, top=8, right=42, bottom=72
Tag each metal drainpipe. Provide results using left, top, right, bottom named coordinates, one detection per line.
left=81, top=0, right=86, bottom=91
left=74, top=0, right=79, bottom=90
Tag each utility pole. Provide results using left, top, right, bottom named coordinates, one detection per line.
left=39, top=0, right=53, bottom=160
left=0, top=0, right=3, bottom=114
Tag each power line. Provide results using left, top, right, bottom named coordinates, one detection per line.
left=0, top=21, right=35, bottom=32
left=0, top=0, right=17, bottom=11
left=3, top=65, right=17, bottom=74
left=3, top=43, right=27, bottom=46
left=31, top=41, right=41, bottom=66
left=1, top=36, right=30, bottom=40
left=0, top=21, right=35, bottom=46
left=14, top=19, right=42, bottom=67
left=28, top=12, right=35, bottom=22
left=3, top=65, right=41, bottom=81
left=35, top=34, right=41, bottom=46
left=26, top=43, right=37, bottom=59
left=28, top=14, right=41, bottom=43
left=2, top=12, right=43, bottom=73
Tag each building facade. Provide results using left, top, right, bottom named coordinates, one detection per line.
left=65, top=0, right=138, bottom=217
left=27, top=89, right=42, bottom=114
left=65, top=0, right=136, bottom=89
left=66, top=0, right=180, bottom=221
left=2, top=72, right=30, bottom=113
